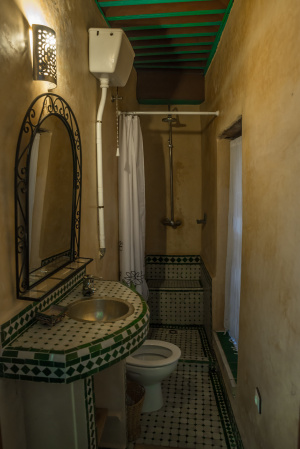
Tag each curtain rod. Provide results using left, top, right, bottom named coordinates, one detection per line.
left=117, top=110, right=219, bottom=117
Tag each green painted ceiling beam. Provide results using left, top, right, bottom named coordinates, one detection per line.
left=204, top=0, right=233, bottom=73
left=136, top=49, right=211, bottom=56
left=129, top=32, right=217, bottom=41
left=107, top=9, right=226, bottom=22
left=133, top=41, right=214, bottom=49
left=99, top=0, right=218, bottom=6
left=123, top=21, right=221, bottom=31
left=93, top=0, right=234, bottom=89
left=134, top=65, right=205, bottom=69
left=135, top=57, right=207, bottom=63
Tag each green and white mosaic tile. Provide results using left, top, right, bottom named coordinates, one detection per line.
left=148, top=290, right=205, bottom=326
left=147, top=279, right=203, bottom=289
left=200, top=258, right=213, bottom=345
left=0, top=280, right=150, bottom=383
left=149, top=324, right=213, bottom=367
left=146, top=255, right=202, bottom=280
left=145, top=255, right=211, bottom=332
left=0, top=269, right=86, bottom=348
left=146, top=257, right=206, bottom=326
left=85, top=376, right=97, bottom=449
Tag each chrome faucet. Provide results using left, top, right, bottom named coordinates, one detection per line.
left=82, top=275, right=96, bottom=296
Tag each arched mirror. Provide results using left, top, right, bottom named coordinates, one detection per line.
left=15, top=93, right=88, bottom=300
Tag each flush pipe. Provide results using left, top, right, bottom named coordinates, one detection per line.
left=96, top=79, right=109, bottom=258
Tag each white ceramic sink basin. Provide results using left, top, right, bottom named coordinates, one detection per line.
left=66, top=297, right=134, bottom=323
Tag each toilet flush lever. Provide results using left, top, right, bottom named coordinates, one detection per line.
left=196, top=213, right=207, bottom=225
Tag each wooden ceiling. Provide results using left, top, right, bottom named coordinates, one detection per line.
left=94, top=0, right=233, bottom=104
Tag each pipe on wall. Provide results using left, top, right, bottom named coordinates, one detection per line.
left=96, top=81, right=108, bottom=258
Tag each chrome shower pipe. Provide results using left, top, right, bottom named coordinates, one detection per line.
left=161, top=116, right=181, bottom=229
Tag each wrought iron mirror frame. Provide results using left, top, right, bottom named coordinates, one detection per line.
left=15, top=93, right=82, bottom=298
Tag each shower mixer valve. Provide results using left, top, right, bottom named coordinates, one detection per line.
left=196, top=213, right=207, bottom=225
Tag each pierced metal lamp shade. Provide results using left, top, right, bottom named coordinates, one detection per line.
left=32, top=24, right=57, bottom=89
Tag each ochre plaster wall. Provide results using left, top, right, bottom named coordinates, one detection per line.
left=0, top=0, right=140, bottom=328
left=0, top=1, right=141, bottom=447
left=141, top=105, right=203, bottom=255
left=201, top=1, right=300, bottom=448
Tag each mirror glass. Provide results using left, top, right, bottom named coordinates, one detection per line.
left=28, top=116, right=73, bottom=285
left=15, top=93, right=82, bottom=299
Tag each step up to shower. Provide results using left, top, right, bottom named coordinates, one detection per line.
left=146, top=255, right=211, bottom=331
left=147, top=279, right=204, bottom=326
left=147, top=279, right=202, bottom=289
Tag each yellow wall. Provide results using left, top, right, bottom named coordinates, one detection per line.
left=1, top=0, right=300, bottom=447
left=142, top=105, right=203, bottom=255
left=0, top=0, right=139, bottom=323
left=201, top=1, right=300, bottom=448
left=0, top=0, right=140, bottom=445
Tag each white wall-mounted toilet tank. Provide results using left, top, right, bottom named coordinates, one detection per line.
left=89, top=28, right=135, bottom=87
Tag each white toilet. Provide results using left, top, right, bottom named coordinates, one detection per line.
left=126, top=340, right=181, bottom=413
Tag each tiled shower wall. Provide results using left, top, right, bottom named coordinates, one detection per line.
left=199, top=257, right=212, bottom=346
left=146, top=256, right=202, bottom=280
left=145, top=255, right=212, bottom=344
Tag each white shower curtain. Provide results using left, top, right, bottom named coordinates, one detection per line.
left=224, top=136, right=242, bottom=348
left=118, top=115, right=149, bottom=300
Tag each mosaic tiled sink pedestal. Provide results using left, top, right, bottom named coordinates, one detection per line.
left=1, top=361, right=127, bottom=449
left=0, top=278, right=149, bottom=449
left=14, top=376, right=91, bottom=448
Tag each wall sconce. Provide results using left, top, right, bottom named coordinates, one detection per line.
left=32, top=24, right=57, bottom=89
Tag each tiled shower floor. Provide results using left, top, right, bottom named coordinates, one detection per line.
left=127, top=326, right=238, bottom=449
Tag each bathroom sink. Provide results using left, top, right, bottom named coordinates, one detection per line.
left=66, top=297, right=134, bottom=323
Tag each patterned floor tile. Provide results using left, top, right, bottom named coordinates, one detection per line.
left=148, top=327, right=208, bottom=362
left=127, top=327, right=239, bottom=449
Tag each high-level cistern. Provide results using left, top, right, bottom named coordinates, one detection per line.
left=161, top=115, right=182, bottom=229
left=88, top=28, right=135, bottom=258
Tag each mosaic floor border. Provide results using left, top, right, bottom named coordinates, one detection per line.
left=214, top=368, right=244, bottom=449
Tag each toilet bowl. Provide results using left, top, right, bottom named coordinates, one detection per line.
left=126, top=340, right=181, bottom=413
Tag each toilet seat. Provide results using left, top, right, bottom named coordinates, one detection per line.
left=126, top=340, right=181, bottom=368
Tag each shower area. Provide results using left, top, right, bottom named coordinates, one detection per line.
left=118, top=110, right=243, bottom=448
left=116, top=104, right=243, bottom=448
left=118, top=107, right=212, bottom=333
left=143, top=110, right=209, bottom=322
left=141, top=110, right=207, bottom=256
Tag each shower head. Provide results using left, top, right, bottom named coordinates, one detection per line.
left=161, top=218, right=182, bottom=229
left=162, top=115, right=177, bottom=124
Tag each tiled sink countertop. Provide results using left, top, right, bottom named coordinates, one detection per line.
left=0, top=280, right=149, bottom=383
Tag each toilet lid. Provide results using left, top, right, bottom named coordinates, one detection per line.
left=126, top=339, right=181, bottom=367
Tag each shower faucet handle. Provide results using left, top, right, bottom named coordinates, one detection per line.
left=196, top=213, right=207, bottom=225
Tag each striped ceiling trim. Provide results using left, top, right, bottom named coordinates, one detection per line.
left=95, top=0, right=233, bottom=74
